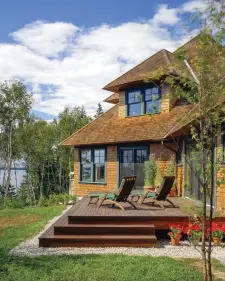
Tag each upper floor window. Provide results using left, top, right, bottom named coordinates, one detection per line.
left=126, top=86, right=161, bottom=117
left=127, top=90, right=141, bottom=116
left=145, top=87, right=161, bottom=114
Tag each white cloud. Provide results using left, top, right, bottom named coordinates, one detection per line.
left=0, top=0, right=204, bottom=118
left=11, top=21, right=78, bottom=57
left=181, top=0, right=207, bottom=13
left=152, top=5, right=180, bottom=26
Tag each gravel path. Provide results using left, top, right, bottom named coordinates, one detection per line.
left=9, top=208, right=225, bottom=266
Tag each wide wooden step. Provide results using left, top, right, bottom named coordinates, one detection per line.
left=54, top=224, right=155, bottom=235
left=68, top=215, right=153, bottom=225
left=39, top=234, right=157, bottom=248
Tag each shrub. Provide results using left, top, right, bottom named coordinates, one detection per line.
left=144, top=156, right=157, bottom=187
left=0, top=196, right=25, bottom=209
left=38, top=193, right=77, bottom=207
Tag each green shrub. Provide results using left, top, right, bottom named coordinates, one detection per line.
left=38, top=193, right=77, bottom=207
left=0, top=192, right=77, bottom=209
left=165, top=158, right=176, bottom=176
left=0, top=196, right=25, bottom=209
left=144, top=156, right=157, bottom=187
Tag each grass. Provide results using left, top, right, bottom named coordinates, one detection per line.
left=0, top=206, right=224, bottom=281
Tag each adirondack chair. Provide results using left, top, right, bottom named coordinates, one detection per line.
left=130, top=176, right=176, bottom=209
left=88, top=176, right=137, bottom=211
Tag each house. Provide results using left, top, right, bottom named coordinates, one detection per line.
left=61, top=35, right=225, bottom=211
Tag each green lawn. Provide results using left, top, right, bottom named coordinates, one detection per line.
left=0, top=206, right=223, bottom=281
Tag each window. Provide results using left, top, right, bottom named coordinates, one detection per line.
left=177, top=144, right=183, bottom=166
left=80, top=150, right=92, bottom=181
left=145, top=87, right=161, bottom=114
left=94, top=149, right=105, bottom=182
left=80, top=148, right=106, bottom=183
left=127, top=90, right=141, bottom=116
left=126, top=86, right=161, bottom=116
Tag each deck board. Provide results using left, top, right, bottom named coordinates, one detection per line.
left=39, top=196, right=225, bottom=247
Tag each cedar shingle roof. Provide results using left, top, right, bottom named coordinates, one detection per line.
left=103, top=49, right=173, bottom=92
left=103, top=35, right=202, bottom=92
left=60, top=103, right=193, bottom=146
left=104, top=93, right=119, bottom=104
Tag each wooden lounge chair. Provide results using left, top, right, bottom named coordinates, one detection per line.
left=130, top=176, right=176, bottom=209
left=88, top=176, right=137, bottom=211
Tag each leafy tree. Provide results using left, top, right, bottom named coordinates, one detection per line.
left=0, top=81, right=32, bottom=197
left=144, top=2, right=225, bottom=280
left=94, top=103, right=104, bottom=118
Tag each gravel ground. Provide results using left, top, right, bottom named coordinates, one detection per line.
left=9, top=208, right=225, bottom=266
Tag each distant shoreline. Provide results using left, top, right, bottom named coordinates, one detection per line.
left=0, top=168, right=26, bottom=171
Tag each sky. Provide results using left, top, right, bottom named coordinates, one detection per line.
left=0, top=0, right=207, bottom=120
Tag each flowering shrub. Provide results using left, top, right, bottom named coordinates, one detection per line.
left=168, top=224, right=183, bottom=239
left=208, top=223, right=225, bottom=239
left=183, top=223, right=202, bottom=240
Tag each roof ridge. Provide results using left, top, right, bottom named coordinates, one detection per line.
left=172, top=33, right=201, bottom=55
left=103, top=49, right=171, bottom=90
left=59, top=104, right=118, bottom=146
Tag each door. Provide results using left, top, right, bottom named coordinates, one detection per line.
left=184, top=149, right=202, bottom=201
left=120, top=147, right=147, bottom=190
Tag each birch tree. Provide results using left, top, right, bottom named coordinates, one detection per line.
left=0, top=81, right=32, bottom=197
left=144, top=1, right=225, bottom=280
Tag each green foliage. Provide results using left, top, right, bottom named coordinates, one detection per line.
left=0, top=196, right=25, bottom=209
left=0, top=193, right=76, bottom=209
left=38, top=193, right=76, bottom=207
left=144, top=156, right=157, bottom=186
left=94, top=103, right=104, bottom=118
left=165, top=158, right=176, bottom=176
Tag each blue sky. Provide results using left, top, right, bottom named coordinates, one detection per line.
left=0, top=0, right=206, bottom=120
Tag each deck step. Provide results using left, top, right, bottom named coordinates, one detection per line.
left=68, top=215, right=154, bottom=225
left=54, top=224, right=155, bottom=235
left=39, top=234, right=157, bottom=248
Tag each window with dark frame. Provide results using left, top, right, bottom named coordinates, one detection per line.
left=145, top=87, right=161, bottom=114
left=94, top=149, right=105, bottom=182
left=80, top=149, right=92, bottom=181
left=177, top=144, right=183, bottom=166
left=127, top=90, right=141, bottom=116
left=80, top=148, right=106, bottom=183
left=127, top=86, right=161, bottom=116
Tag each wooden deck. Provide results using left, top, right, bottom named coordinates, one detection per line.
left=39, top=197, right=225, bottom=248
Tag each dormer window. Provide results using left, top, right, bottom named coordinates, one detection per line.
left=127, top=90, right=141, bottom=116
left=145, top=87, right=161, bottom=114
left=126, top=86, right=161, bottom=116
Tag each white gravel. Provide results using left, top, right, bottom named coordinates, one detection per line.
left=9, top=208, right=225, bottom=266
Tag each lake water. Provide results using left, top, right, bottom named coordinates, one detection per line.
left=0, top=169, right=26, bottom=187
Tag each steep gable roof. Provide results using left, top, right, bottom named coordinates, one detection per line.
left=60, top=103, right=193, bottom=146
left=103, top=49, right=172, bottom=92
left=103, top=35, right=205, bottom=93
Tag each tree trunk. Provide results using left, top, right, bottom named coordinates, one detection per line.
left=200, top=118, right=208, bottom=281
left=5, top=122, right=13, bottom=197
left=207, top=130, right=215, bottom=281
